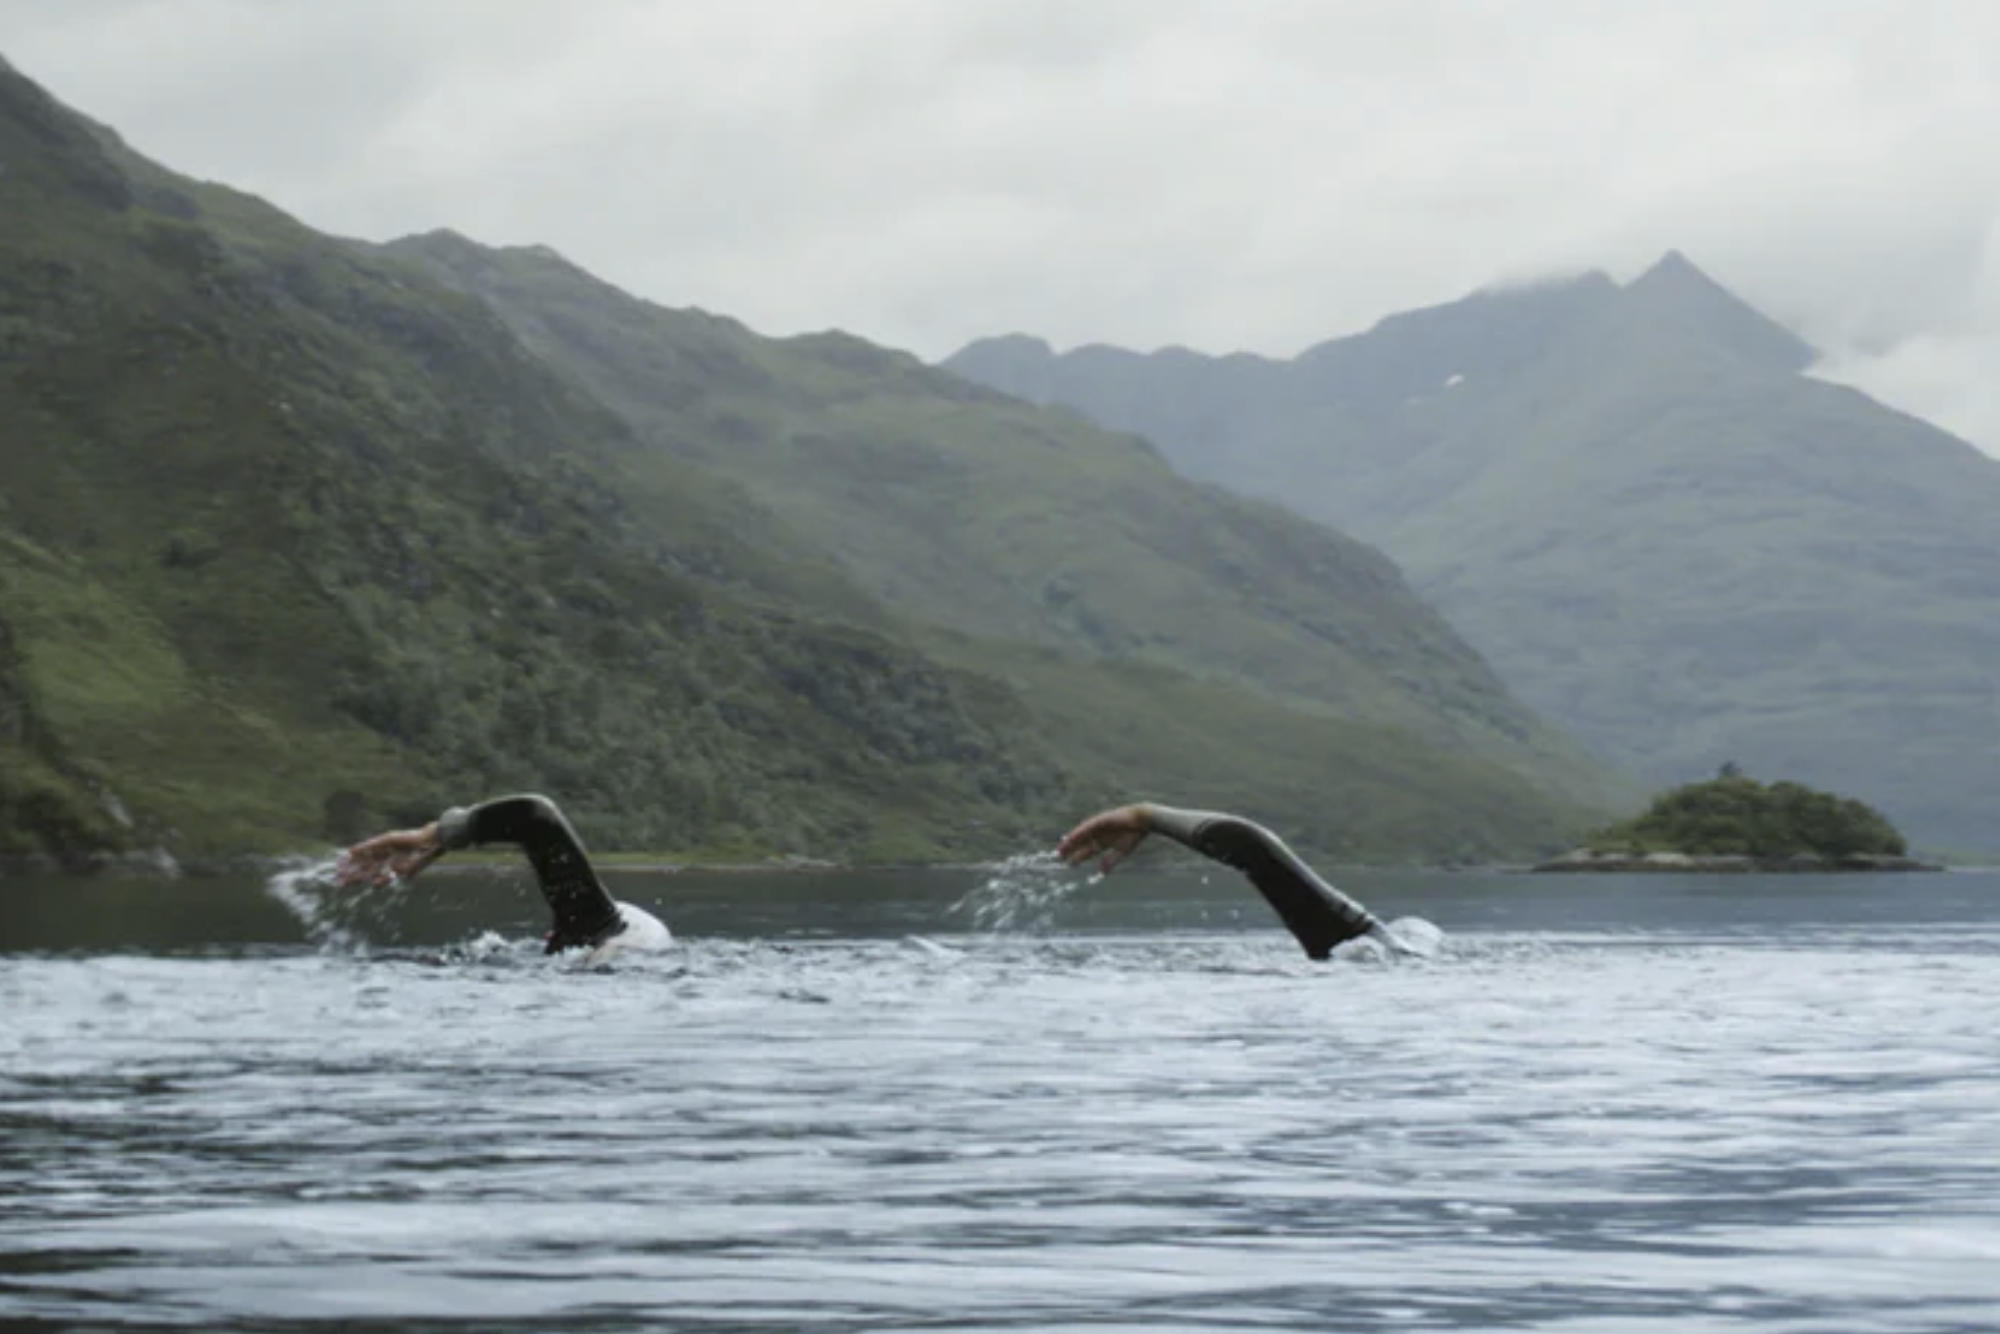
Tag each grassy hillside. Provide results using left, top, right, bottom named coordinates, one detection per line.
left=0, top=57, right=1614, bottom=866
left=0, top=59, right=1083, bottom=862
left=925, top=636, right=1592, bottom=863
left=384, top=233, right=1619, bottom=813
left=947, top=257, right=2000, bottom=853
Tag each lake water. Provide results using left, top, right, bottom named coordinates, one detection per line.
left=3, top=859, right=1998, bottom=1331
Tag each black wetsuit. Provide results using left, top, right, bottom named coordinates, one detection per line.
left=435, top=794, right=624, bottom=953
left=1145, top=804, right=1383, bottom=960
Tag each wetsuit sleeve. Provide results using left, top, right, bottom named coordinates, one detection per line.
left=1144, top=804, right=1381, bottom=960
left=436, top=794, right=624, bottom=953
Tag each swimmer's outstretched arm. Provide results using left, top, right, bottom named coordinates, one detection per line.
left=1058, top=802, right=1386, bottom=960
left=339, top=794, right=625, bottom=952
left=338, top=823, right=446, bottom=887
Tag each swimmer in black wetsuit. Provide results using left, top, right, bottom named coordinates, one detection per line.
left=338, top=793, right=670, bottom=956
left=1058, top=802, right=1403, bottom=960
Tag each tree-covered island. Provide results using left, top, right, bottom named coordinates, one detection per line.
left=1535, top=767, right=1941, bottom=872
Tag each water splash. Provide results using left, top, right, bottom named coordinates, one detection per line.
left=1383, top=915, right=1446, bottom=958
left=264, top=854, right=350, bottom=948
left=1329, top=915, right=1447, bottom=964
left=954, top=850, right=1096, bottom=933
left=264, top=854, right=415, bottom=951
left=434, top=930, right=525, bottom=965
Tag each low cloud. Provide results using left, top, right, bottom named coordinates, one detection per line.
left=4, top=0, right=1998, bottom=450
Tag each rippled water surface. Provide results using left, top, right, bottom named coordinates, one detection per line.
left=4, top=862, right=1998, bottom=1331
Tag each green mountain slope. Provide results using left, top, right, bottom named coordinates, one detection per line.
left=382, top=232, right=1618, bottom=814
left=0, top=56, right=1613, bottom=865
left=946, top=255, right=2000, bottom=852
left=0, top=58, right=1082, bottom=863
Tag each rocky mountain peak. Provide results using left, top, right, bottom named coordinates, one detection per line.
left=1620, top=250, right=1816, bottom=372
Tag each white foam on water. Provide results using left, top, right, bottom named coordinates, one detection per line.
left=1313, top=916, right=1449, bottom=964
left=1383, top=915, right=1446, bottom=958
left=458, top=930, right=515, bottom=960
left=953, top=849, right=1095, bottom=933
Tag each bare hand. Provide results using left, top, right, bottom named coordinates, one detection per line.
left=1056, top=804, right=1152, bottom=875
left=336, top=823, right=443, bottom=888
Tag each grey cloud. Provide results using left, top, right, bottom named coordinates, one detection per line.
left=4, top=0, right=1999, bottom=450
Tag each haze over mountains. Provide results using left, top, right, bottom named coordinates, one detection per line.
left=947, top=256, right=2000, bottom=852
left=0, top=56, right=1610, bottom=866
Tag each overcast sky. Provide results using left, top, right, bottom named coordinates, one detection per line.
left=5, top=0, right=1999, bottom=450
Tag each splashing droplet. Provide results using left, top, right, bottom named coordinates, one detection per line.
left=264, top=854, right=415, bottom=951
left=265, top=855, right=354, bottom=949
left=953, top=850, right=1094, bottom=933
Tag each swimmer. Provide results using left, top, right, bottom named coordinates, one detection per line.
left=1058, top=802, right=1410, bottom=959
left=338, top=793, right=670, bottom=959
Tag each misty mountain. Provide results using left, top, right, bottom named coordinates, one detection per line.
left=0, top=57, right=1611, bottom=865
left=946, top=256, right=2000, bottom=852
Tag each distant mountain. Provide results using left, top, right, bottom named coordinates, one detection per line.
left=0, top=57, right=1611, bottom=866
left=946, top=256, right=2000, bottom=852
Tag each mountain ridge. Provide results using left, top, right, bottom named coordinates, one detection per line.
left=944, top=255, right=2000, bottom=851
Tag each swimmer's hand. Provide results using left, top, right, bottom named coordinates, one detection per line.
left=1056, top=803, right=1153, bottom=875
left=337, top=822, right=444, bottom=888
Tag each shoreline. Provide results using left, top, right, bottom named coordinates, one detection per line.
left=1, top=847, right=1962, bottom=880
left=1531, top=849, right=1944, bottom=873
